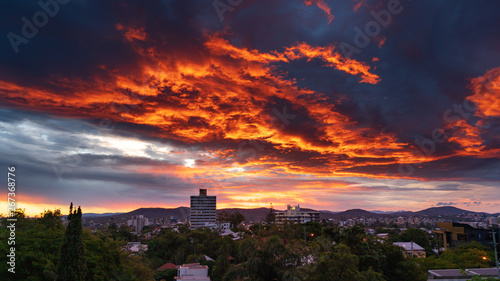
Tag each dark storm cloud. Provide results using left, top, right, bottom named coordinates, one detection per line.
left=339, top=156, right=500, bottom=182
left=2, top=0, right=498, bottom=145
left=351, top=184, right=468, bottom=192
left=0, top=1, right=142, bottom=90
left=231, top=0, right=500, bottom=142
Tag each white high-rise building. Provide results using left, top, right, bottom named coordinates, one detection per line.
left=128, top=215, right=150, bottom=234
left=275, top=205, right=320, bottom=224
left=136, top=215, right=149, bottom=234
left=190, top=189, right=216, bottom=229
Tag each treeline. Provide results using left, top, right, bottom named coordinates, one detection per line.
left=0, top=208, right=153, bottom=281
left=148, top=223, right=427, bottom=281
left=1, top=208, right=496, bottom=281
left=147, top=222, right=496, bottom=280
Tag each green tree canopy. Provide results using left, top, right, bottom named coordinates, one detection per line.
left=57, top=203, right=87, bottom=281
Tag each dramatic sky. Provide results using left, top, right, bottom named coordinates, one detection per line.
left=1, top=0, right=500, bottom=216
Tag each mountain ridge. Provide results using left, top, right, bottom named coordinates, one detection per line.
left=84, top=206, right=497, bottom=223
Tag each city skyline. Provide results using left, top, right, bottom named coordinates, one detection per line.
left=1, top=1, right=500, bottom=216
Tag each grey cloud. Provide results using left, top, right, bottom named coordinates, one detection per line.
left=435, top=202, right=457, bottom=206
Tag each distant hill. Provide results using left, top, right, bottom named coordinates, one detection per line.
left=416, top=206, right=491, bottom=216
left=391, top=206, right=491, bottom=217
left=125, top=207, right=191, bottom=220
left=85, top=207, right=190, bottom=224
left=370, top=210, right=406, bottom=214
left=389, top=211, right=415, bottom=217
left=82, top=212, right=123, bottom=218
left=328, top=206, right=494, bottom=218
left=85, top=207, right=327, bottom=223
left=83, top=206, right=496, bottom=223
left=319, top=210, right=339, bottom=214
left=326, top=209, right=379, bottom=218
left=217, top=208, right=271, bottom=222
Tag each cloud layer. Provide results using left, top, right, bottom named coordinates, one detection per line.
left=0, top=0, right=499, bottom=214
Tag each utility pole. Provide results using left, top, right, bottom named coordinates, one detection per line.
left=411, top=240, right=414, bottom=258
left=492, top=229, right=499, bottom=279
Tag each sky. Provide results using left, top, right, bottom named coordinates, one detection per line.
left=1, top=0, right=500, bottom=216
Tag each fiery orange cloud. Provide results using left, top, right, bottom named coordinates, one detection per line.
left=446, top=119, right=486, bottom=155
left=442, top=68, right=500, bottom=158
left=204, top=35, right=289, bottom=63
left=116, top=23, right=147, bottom=42
left=283, top=42, right=380, bottom=84
left=468, top=67, right=500, bottom=118
left=304, top=0, right=334, bottom=23
left=204, top=36, right=380, bottom=84
left=375, top=37, right=386, bottom=48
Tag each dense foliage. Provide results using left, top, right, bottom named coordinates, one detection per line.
left=147, top=223, right=429, bottom=281
left=0, top=208, right=153, bottom=281
left=419, top=241, right=494, bottom=270
left=218, top=211, right=246, bottom=229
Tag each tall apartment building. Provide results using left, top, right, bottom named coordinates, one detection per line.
left=275, top=205, right=320, bottom=224
left=127, top=215, right=150, bottom=234
left=190, top=189, right=216, bottom=229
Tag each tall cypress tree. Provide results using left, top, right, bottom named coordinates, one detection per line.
left=57, top=203, right=87, bottom=281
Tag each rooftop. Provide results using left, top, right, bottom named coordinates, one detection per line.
left=156, top=262, right=177, bottom=271
left=179, top=263, right=209, bottom=270
left=393, top=242, right=424, bottom=251
left=429, top=268, right=500, bottom=278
